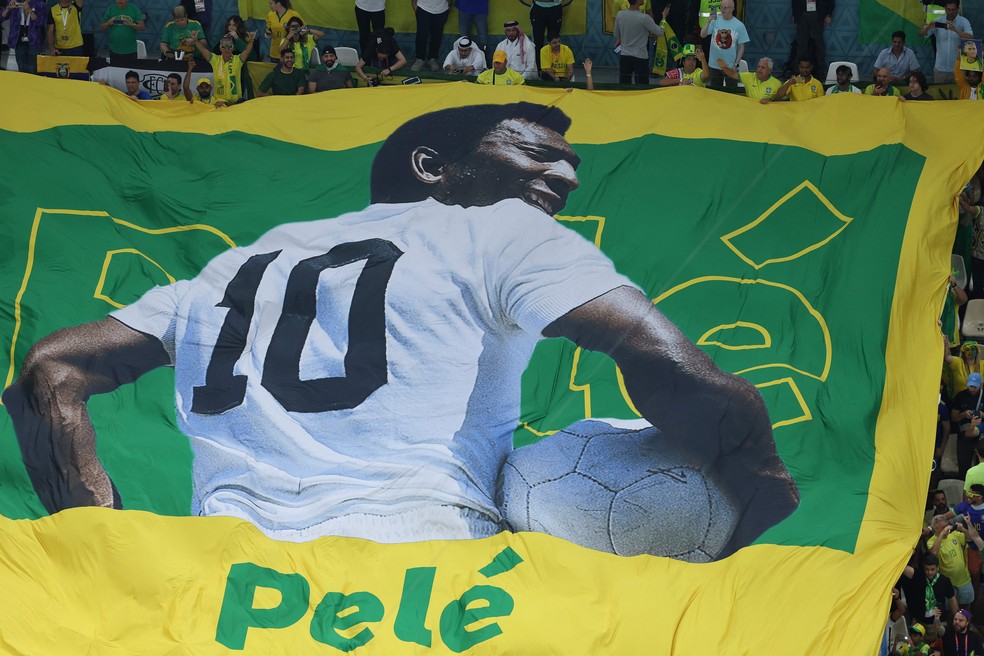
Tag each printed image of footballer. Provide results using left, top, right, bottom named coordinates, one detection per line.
left=3, top=102, right=798, bottom=561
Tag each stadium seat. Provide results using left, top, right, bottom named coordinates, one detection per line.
left=136, top=40, right=147, bottom=59
left=737, top=59, right=748, bottom=88
left=888, top=616, right=908, bottom=652
left=939, top=478, right=966, bottom=506
left=941, top=436, right=959, bottom=476
left=953, top=254, right=968, bottom=291
left=310, top=47, right=320, bottom=68
left=824, top=61, right=859, bottom=85
left=335, top=46, right=359, bottom=67
left=963, top=299, right=984, bottom=339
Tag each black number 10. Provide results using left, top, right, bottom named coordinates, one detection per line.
left=191, top=239, right=404, bottom=415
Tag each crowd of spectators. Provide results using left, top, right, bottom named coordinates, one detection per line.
left=3, top=0, right=983, bottom=101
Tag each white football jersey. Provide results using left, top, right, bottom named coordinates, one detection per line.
left=111, top=198, right=635, bottom=542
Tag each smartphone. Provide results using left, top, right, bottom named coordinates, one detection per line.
left=401, top=76, right=422, bottom=85
left=113, top=18, right=124, bottom=24
left=613, top=45, right=622, bottom=55
left=936, top=21, right=948, bottom=28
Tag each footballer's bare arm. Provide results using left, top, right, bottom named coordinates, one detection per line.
left=543, top=286, right=799, bottom=556
left=2, top=318, right=169, bottom=513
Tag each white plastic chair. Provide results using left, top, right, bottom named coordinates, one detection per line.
left=889, top=616, right=908, bottom=653
left=310, top=46, right=320, bottom=68
left=737, top=59, right=748, bottom=87
left=335, top=46, right=359, bottom=67
left=953, top=254, right=968, bottom=291
left=964, top=299, right=984, bottom=339
left=938, top=478, right=966, bottom=507
left=4, top=50, right=19, bottom=72
left=136, top=39, right=147, bottom=59
left=824, top=61, right=859, bottom=85
left=942, top=436, right=959, bottom=476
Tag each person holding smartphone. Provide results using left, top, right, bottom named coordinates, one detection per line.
left=98, top=0, right=145, bottom=65
left=2, top=0, right=45, bottom=73
left=919, top=0, right=973, bottom=84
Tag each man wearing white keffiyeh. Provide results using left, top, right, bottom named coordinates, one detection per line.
left=494, top=19, right=536, bottom=79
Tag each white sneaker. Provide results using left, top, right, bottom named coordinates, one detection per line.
left=427, top=58, right=440, bottom=71
left=410, top=58, right=424, bottom=72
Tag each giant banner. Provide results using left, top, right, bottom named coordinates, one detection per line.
left=0, top=73, right=980, bottom=654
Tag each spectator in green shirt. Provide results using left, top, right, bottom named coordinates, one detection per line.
left=99, top=0, right=144, bottom=64
left=257, top=49, right=306, bottom=96
left=160, top=5, right=206, bottom=60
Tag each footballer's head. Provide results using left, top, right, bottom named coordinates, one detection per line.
left=370, top=103, right=579, bottom=216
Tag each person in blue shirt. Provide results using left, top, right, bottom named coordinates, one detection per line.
left=123, top=69, right=151, bottom=100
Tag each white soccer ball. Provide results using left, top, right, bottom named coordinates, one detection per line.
left=496, top=419, right=740, bottom=562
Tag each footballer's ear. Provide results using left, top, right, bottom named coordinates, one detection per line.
left=410, top=146, right=445, bottom=185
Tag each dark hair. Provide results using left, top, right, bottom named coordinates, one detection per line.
left=167, top=73, right=181, bottom=84
left=798, top=55, right=813, bottom=66
left=370, top=27, right=397, bottom=55
left=226, top=15, right=246, bottom=39
left=548, top=32, right=561, bottom=42
left=908, top=70, right=929, bottom=91
left=835, top=64, right=851, bottom=76
left=276, top=0, right=291, bottom=8
left=287, top=16, right=304, bottom=28
left=892, top=30, right=906, bottom=40
left=125, top=70, right=139, bottom=80
left=924, top=553, right=940, bottom=566
left=946, top=0, right=959, bottom=7
left=370, top=102, right=572, bottom=204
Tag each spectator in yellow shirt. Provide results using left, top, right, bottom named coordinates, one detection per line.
left=719, top=56, right=781, bottom=103
left=539, top=33, right=573, bottom=82
left=775, top=56, right=824, bottom=101
left=477, top=49, right=525, bottom=85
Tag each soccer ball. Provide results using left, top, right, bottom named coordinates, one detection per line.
left=496, top=419, right=740, bottom=563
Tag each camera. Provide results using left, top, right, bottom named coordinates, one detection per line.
left=366, top=76, right=381, bottom=87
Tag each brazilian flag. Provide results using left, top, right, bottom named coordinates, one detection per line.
left=858, top=0, right=927, bottom=43
left=652, top=20, right=682, bottom=76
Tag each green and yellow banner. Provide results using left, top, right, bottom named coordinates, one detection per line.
left=859, top=0, right=926, bottom=44
left=0, top=73, right=981, bottom=654
left=237, top=0, right=587, bottom=36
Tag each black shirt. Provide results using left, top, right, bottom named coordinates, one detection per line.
left=942, top=628, right=984, bottom=656
left=952, top=388, right=983, bottom=435
left=901, top=570, right=955, bottom=623
left=361, top=41, right=401, bottom=69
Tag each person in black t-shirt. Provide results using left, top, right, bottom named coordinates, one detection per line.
left=951, top=373, right=984, bottom=478
left=356, top=27, right=406, bottom=86
left=938, top=609, right=984, bottom=655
